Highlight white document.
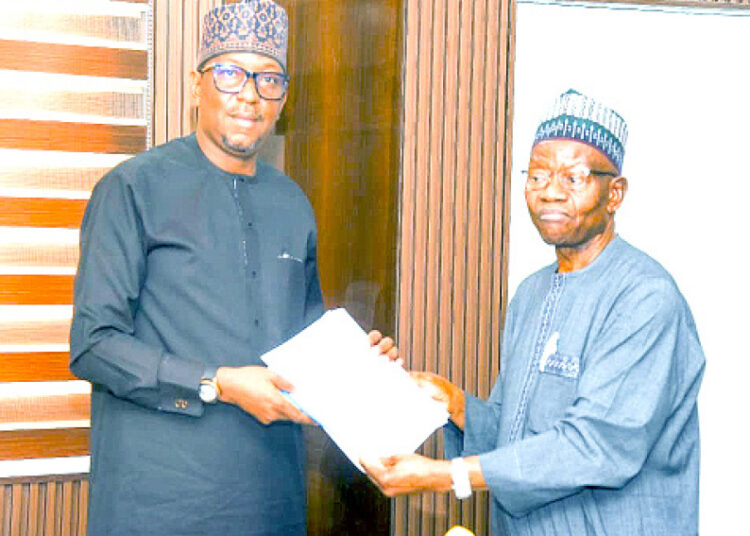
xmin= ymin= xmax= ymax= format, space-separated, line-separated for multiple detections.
xmin=261 ymin=308 xmax=449 ymax=471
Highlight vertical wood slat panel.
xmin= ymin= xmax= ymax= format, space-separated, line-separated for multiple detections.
xmin=28 ymin=483 xmax=38 ymax=536
xmin=425 ymin=0 xmax=447 ymax=534
xmin=43 ymin=482 xmax=55 ymax=536
xmin=440 ymin=2 xmax=461 ymax=530
xmin=0 ymin=477 xmax=87 ymax=536
xmin=397 ymin=0 xmax=516 ymax=534
xmin=410 ymin=0 xmax=433 ymax=534
xmin=393 ymin=0 xmax=420 ymax=533
xmin=455 ymin=2 xmax=475 ymax=528
xmin=152 ymin=0 xmax=220 ymax=146
xmin=166 ymin=0 xmax=184 ymax=141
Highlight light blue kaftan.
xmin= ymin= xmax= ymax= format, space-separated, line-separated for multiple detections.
xmin=445 ymin=237 xmax=704 ymax=535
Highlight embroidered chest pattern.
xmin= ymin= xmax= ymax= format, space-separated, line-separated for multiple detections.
xmin=542 ymin=352 xmax=580 ymax=379
xmin=508 ymin=273 xmax=565 ymax=442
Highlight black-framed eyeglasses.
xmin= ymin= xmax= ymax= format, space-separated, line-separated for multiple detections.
xmin=200 ymin=63 xmax=289 ymax=101
xmin=521 ymin=167 xmax=618 ymax=192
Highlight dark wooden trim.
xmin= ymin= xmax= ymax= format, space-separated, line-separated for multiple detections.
xmin=0 ymin=275 xmax=74 ymax=305
xmin=0 ymin=198 xmax=87 ymax=229
xmin=0 ymin=473 xmax=88 ymax=485
xmin=0 ymin=428 xmax=89 ymax=460
xmin=0 ymin=119 xmax=146 ymax=154
xmin=0 ymin=353 xmax=76 ymax=383
xmin=0 ymin=40 xmax=148 ymax=79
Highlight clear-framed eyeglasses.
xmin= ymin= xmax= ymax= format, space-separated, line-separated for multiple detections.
xmin=521 ymin=167 xmax=618 ymax=192
xmin=200 ymin=63 xmax=289 ymax=101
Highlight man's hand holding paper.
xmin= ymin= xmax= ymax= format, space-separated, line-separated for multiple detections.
xmin=261 ymin=308 xmax=449 ymax=471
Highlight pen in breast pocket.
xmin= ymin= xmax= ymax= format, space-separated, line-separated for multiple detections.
xmin=539 ymin=332 xmax=559 ymax=372
xmin=277 ymin=250 xmax=303 ymax=263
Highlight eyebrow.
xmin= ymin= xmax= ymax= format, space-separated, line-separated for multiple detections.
xmin=224 ymin=61 xmax=284 ymax=73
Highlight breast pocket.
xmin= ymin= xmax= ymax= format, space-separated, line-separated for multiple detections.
xmin=264 ymin=255 xmax=307 ymax=346
xmin=526 ymin=352 xmax=580 ymax=434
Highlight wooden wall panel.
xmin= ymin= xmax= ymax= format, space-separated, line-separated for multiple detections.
xmin=0 ymin=199 xmax=87 ymax=230
xmin=0 ymin=40 xmax=147 ymax=80
xmin=0 ymin=276 xmax=74 ymax=306
xmin=281 ymin=1 xmax=402 ymax=534
xmin=0 ymin=318 xmax=71 ymax=347
xmin=0 ymin=353 xmax=76 ymax=383
xmin=0 ymin=89 xmax=145 ymax=121
xmin=0 ymin=1 xmax=151 ymax=497
xmin=0 ymin=12 xmax=144 ymax=44
xmin=395 ymin=1 xmax=516 ymax=534
xmin=0 ymin=394 xmax=89 ymax=425
xmin=0 ymin=242 xmax=79 ymax=272
xmin=0 ymin=429 xmax=89 ymax=461
xmin=0 ymin=120 xmax=146 ymax=155
xmin=152 ymin=0 xmax=222 ymax=145
xmin=0 ymin=476 xmax=88 ymax=536
xmin=0 ymin=167 xmax=107 ymax=194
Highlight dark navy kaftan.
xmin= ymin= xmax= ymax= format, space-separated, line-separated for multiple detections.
xmin=70 ymin=134 xmax=324 ymax=535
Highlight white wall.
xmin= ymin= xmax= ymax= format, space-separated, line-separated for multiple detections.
xmin=510 ymin=1 xmax=750 ymax=532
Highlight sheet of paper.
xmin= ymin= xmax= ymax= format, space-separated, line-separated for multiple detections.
xmin=261 ymin=308 xmax=449 ymax=471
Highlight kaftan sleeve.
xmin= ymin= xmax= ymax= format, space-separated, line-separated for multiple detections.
xmin=69 ymin=172 xmax=206 ymax=417
xmin=477 ymin=278 xmax=704 ymax=517
xmin=444 ymin=389 xmax=504 ymax=459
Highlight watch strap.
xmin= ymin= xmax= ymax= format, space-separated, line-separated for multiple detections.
xmin=199 ymin=365 xmax=220 ymax=404
xmin=450 ymin=457 xmax=472 ymax=500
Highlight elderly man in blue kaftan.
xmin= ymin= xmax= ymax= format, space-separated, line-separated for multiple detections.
xmin=362 ymin=90 xmax=705 ymax=536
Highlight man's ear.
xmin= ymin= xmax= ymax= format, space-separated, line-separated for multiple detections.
xmin=607 ymin=176 xmax=628 ymax=213
xmin=275 ymin=93 xmax=288 ymax=121
xmin=190 ymin=71 xmax=201 ymax=105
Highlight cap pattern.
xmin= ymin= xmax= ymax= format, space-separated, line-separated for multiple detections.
xmin=533 ymin=90 xmax=628 ymax=173
xmin=197 ymin=0 xmax=288 ymax=71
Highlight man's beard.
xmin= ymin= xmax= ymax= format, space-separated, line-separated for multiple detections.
xmin=221 ymin=132 xmax=268 ymax=158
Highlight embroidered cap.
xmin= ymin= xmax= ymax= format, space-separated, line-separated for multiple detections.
xmin=197 ymin=0 xmax=289 ymax=72
xmin=533 ymin=89 xmax=628 ymax=174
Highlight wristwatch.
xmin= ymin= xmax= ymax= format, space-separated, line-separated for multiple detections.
xmin=450 ymin=457 xmax=472 ymax=500
xmin=199 ymin=367 xmax=221 ymax=404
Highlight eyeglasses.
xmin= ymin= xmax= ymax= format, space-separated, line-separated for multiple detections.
xmin=200 ymin=63 xmax=289 ymax=101
xmin=521 ymin=167 xmax=618 ymax=192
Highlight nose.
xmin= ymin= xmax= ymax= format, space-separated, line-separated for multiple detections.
xmin=236 ymin=75 xmax=260 ymax=103
xmin=540 ymin=175 xmax=567 ymax=201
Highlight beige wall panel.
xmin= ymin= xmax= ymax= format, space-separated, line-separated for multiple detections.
xmin=0 ymin=167 xmax=114 ymax=195
xmin=0 ymin=243 xmax=78 ymax=271
xmin=0 ymin=12 xmax=145 ymax=43
xmin=0 ymin=319 xmax=71 ymax=347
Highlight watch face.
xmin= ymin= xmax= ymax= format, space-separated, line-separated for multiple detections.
xmin=199 ymin=382 xmax=218 ymax=403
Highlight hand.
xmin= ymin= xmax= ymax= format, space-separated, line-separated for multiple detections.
xmin=410 ymin=371 xmax=466 ymax=430
xmin=360 ymin=453 xmax=452 ymax=497
xmin=215 ymin=366 xmax=312 ymax=425
xmin=368 ymin=330 xmax=402 ymax=365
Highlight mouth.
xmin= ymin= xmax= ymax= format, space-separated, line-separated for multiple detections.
xmin=536 ymin=210 xmax=569 ymax=222
xmin=230 ymin=114 xmax=262 ymax=127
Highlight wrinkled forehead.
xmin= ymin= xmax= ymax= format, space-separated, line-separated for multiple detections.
xmin=529 ymin=139 xmax=618 ymax=174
